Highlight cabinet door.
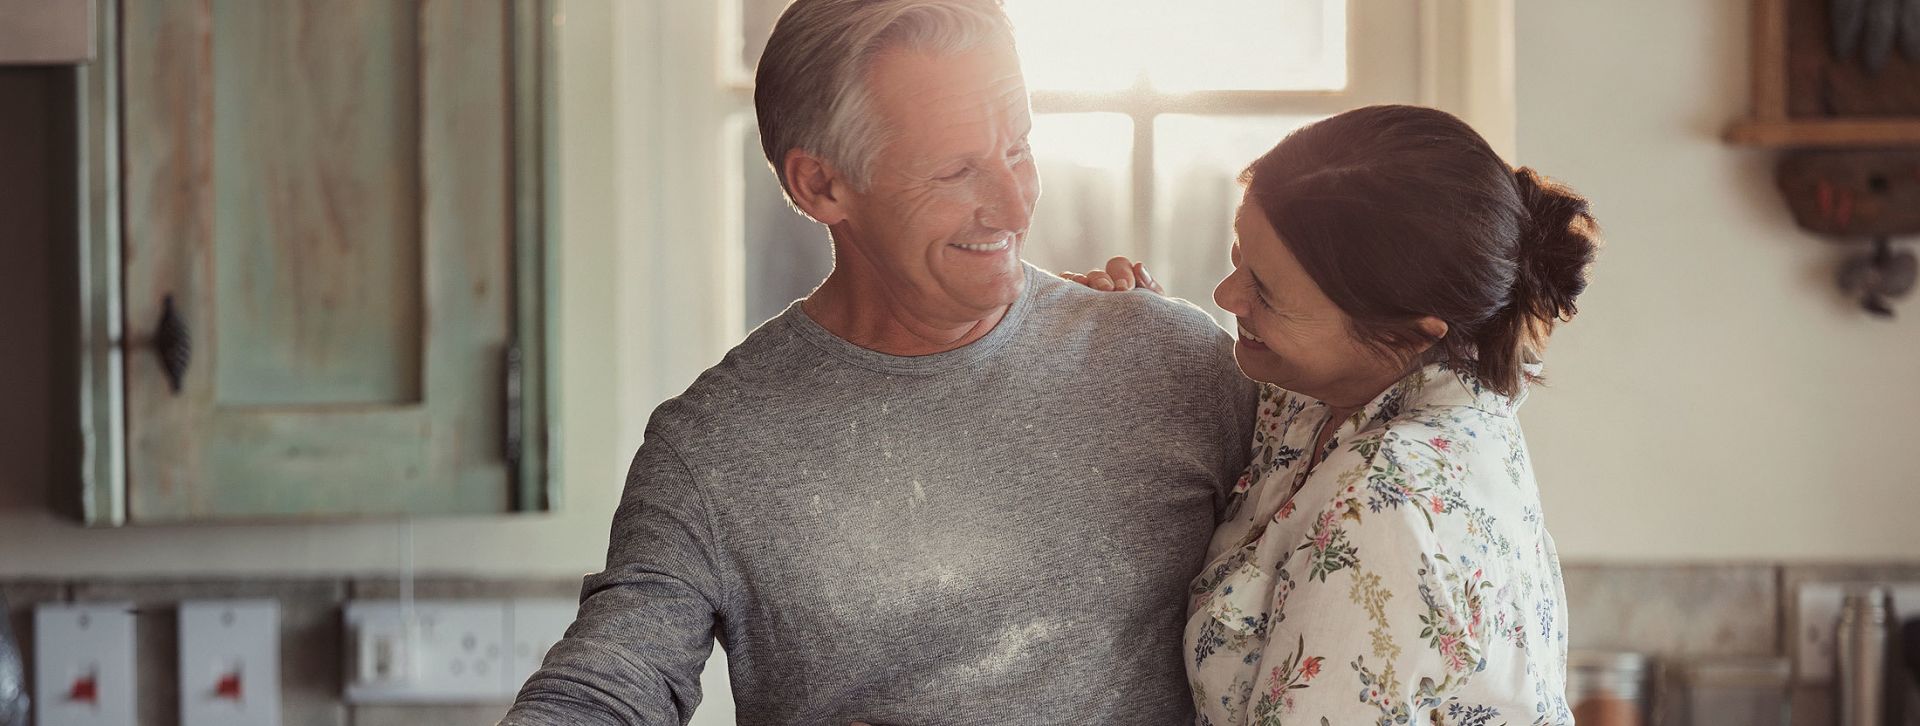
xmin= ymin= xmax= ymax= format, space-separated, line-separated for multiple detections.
xmin=117 ymin=0 xmax=538 ymax=522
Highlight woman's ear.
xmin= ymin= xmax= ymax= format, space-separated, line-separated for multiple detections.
xmin=1398 ymin=315 xmax=1451 ymax=362
xmin=783 ymin=148 xmax=849 ymax=226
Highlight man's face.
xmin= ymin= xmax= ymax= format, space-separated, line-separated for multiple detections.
xmin=833 ymin=42 xmax=1039 ymax=325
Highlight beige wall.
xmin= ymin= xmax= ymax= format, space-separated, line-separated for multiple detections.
xmin=4 ymin=0 xmax=1919 ymax=583
xmin=1517 ymin=0 xmax=1920 ymax=560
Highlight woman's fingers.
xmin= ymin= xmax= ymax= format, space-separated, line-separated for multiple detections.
xmin=1133 ymin=261 xmax=1165 ymax=295
xmin=1104 ymin=256 xmax=1137 ymax=291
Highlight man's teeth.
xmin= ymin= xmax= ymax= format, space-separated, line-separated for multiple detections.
xmin=1240 ymin=329 xmax=1264 ymax=343
xmin=953 ymin=238 xmax=1011 ymax=252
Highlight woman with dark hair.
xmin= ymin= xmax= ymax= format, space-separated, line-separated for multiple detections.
xmin=1068 ymin=104 xmax=1595 ymax=725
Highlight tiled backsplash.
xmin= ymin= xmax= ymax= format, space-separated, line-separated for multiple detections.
xmin=4 ymin=564 xmax=1917 ymax=725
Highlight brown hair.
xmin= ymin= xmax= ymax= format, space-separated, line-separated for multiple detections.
xmin=1240 ymin=105 xmax=1598 ymax=397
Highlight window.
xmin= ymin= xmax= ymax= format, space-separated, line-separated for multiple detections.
xmin=720 ymin=0 xmax=1444 ymax=329
xmin=626 ymin=0 xmax=1505 ymax=356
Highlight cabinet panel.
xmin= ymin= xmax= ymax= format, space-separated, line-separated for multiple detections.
xmin=210 ymin=0 xmax=425 ymax=406
xmin=104 ymin=0 xmax=543 ymax=523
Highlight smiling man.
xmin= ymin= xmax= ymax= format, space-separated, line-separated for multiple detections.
xmin=500 ymin=1 xmax=1255 ymax=724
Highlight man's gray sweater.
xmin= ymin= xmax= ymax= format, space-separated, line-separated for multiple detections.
xmin=503 ymin=265 xmax=1258 ymax=725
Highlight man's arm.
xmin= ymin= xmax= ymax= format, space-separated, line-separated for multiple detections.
xmin=501 ymin=432 xmax=726 ymax=726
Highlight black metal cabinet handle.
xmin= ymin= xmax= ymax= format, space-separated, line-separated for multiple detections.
xmin=154 ymin=295 xmax=191 ymax=394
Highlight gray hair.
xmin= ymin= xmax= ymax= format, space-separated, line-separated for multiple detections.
xmin=754 ymin=0 xmax=1017 ymax=201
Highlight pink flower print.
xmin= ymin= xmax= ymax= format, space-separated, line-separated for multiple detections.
xmin=1430 ymin=437 xmax=1451 ymax=451
xmin=1301 ymin=656 xmax=1324 ymax=680
xmin=1276 ymin=500 xmax=1296 ymax=520
xmin=1438 ymin=633 xmax=1471 ymax=671
xmin=1311 ymin=513 xmax=1337 ymax=550
xmin=1233 ymin=473 xmax=1253 ymax=494
xmin=1429 ymin=495 xmax=1445 ymax=513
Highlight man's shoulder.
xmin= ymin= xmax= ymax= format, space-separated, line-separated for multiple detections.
xmin=642 ymin=320 xmax=815 ymax=440
xmin=1026 ymin=271 xmax=1232 ymax=350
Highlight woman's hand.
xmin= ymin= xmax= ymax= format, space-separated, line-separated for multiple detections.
xmin=1057 ymin=256 xmax=1165 ymax=295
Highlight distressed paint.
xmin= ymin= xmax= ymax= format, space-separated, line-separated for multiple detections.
xmin=117 ymin=0 xmax=535 ymax=522
xmin=210 ymin=0 xmax=425 ymax=406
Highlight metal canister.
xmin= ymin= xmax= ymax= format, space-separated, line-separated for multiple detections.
xmin=1837 ymin=585 xmax=1893 ymax=726
xmin=1570 ymin=651 xmax=1655 ymax=726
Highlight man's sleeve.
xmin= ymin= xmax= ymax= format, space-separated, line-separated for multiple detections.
xmin=500 ymin=431 xmax=727 ymax=726
xmin=1210 ymin=326 xmax=1261 ymax=502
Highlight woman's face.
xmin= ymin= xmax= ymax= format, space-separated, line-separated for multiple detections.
xmin=1213 ymin=196 xmax=1423 ymax=408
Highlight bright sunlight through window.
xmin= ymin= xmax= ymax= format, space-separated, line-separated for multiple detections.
xmin=1001 ymin=0 xmax=1346 ymax=92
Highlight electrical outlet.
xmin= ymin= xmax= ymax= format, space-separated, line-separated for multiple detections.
xmin=1792 ymin=580 xmax=1920 ymax=682
xmin=343 ymin=600 xmax=511 ymax=704
xmin=33 ymin=602 xmax=137 ymax=726
xmin=178 ymin=599 xmax=281 ymax=726
xmin=506 ymin=598 xmax=577 ymax=692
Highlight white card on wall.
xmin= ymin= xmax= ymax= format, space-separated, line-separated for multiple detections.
xmin=33 ymin=602 xmax=137 ymax=726
xmin=178 ymin=599 xmax=281 ymax=726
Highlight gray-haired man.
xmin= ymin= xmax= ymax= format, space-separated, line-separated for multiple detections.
xmin=501 ymin=1 xmax=1256 ymax=723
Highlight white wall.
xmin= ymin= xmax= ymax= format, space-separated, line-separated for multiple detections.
xmin=1517 ymin=0 xmax=1920 ymax=560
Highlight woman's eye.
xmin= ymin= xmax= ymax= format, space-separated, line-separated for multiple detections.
xmin=1247 ymin=279 xmax=1276 ymax=311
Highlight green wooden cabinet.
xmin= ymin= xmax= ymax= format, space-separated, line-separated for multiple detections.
xmin=73 ymin=0 xmax=555 ymax=525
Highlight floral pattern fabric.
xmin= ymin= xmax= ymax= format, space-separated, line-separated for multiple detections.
xmin=1186 ymin=364 xmax=1572 ymax=726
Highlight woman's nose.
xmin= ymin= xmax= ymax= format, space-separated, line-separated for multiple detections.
xmin=1214 ymin=272 xmax=1247 ymax=315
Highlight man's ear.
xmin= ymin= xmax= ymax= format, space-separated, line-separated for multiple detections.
xmin=783 ymin=148 xmax=850 ymax=226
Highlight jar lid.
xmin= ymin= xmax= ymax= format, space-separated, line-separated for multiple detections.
xmin=1569 ymin=650 xmax=1652 ymax=674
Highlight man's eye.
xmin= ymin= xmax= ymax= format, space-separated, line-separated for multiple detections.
xmin=938 ymin=167 xmax=972 ymax=182
xmin=1008 ymin=143 xmax=1032 ymax=160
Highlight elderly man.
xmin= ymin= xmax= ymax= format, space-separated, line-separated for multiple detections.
xmin=501 ymin=0 xmax=1255 ymax=723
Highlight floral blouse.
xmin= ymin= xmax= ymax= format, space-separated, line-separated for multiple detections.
xmin=1186 ymin=364 xmax=1572 ymax=726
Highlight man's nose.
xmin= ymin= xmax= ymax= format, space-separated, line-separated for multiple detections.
xmin=975 ymin=163 xmax=1034 ymax=232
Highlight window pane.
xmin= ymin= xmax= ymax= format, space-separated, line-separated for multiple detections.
xmin=739 ymin=118 xmax=833 ymax=330
xmin=735 ymin=0 xmax=790 ymax=82
xmin=1152 ymin=114 xmax=1320 ymax=327
xmin=739 ymin=0 xmax=1347 ymax=92
xmin=1022 ymin=113 xmax=1133 ymax=277
xmin=1004 ymin=0 xmax=1346 ymax=92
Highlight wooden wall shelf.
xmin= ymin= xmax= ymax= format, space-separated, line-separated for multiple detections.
xmin=1727 ymin=0 xmax=1920 ymax=149
xmin=1725 ymin=120 xmax=1920 ymax=147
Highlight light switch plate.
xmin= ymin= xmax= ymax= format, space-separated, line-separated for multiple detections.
xmin=178 ymin=599 xmax=281 ymax=726
xmin=344 ymin=600 xmax=511 ymax=704
xmin=33 ymin=602 xmax=137 ymax=726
